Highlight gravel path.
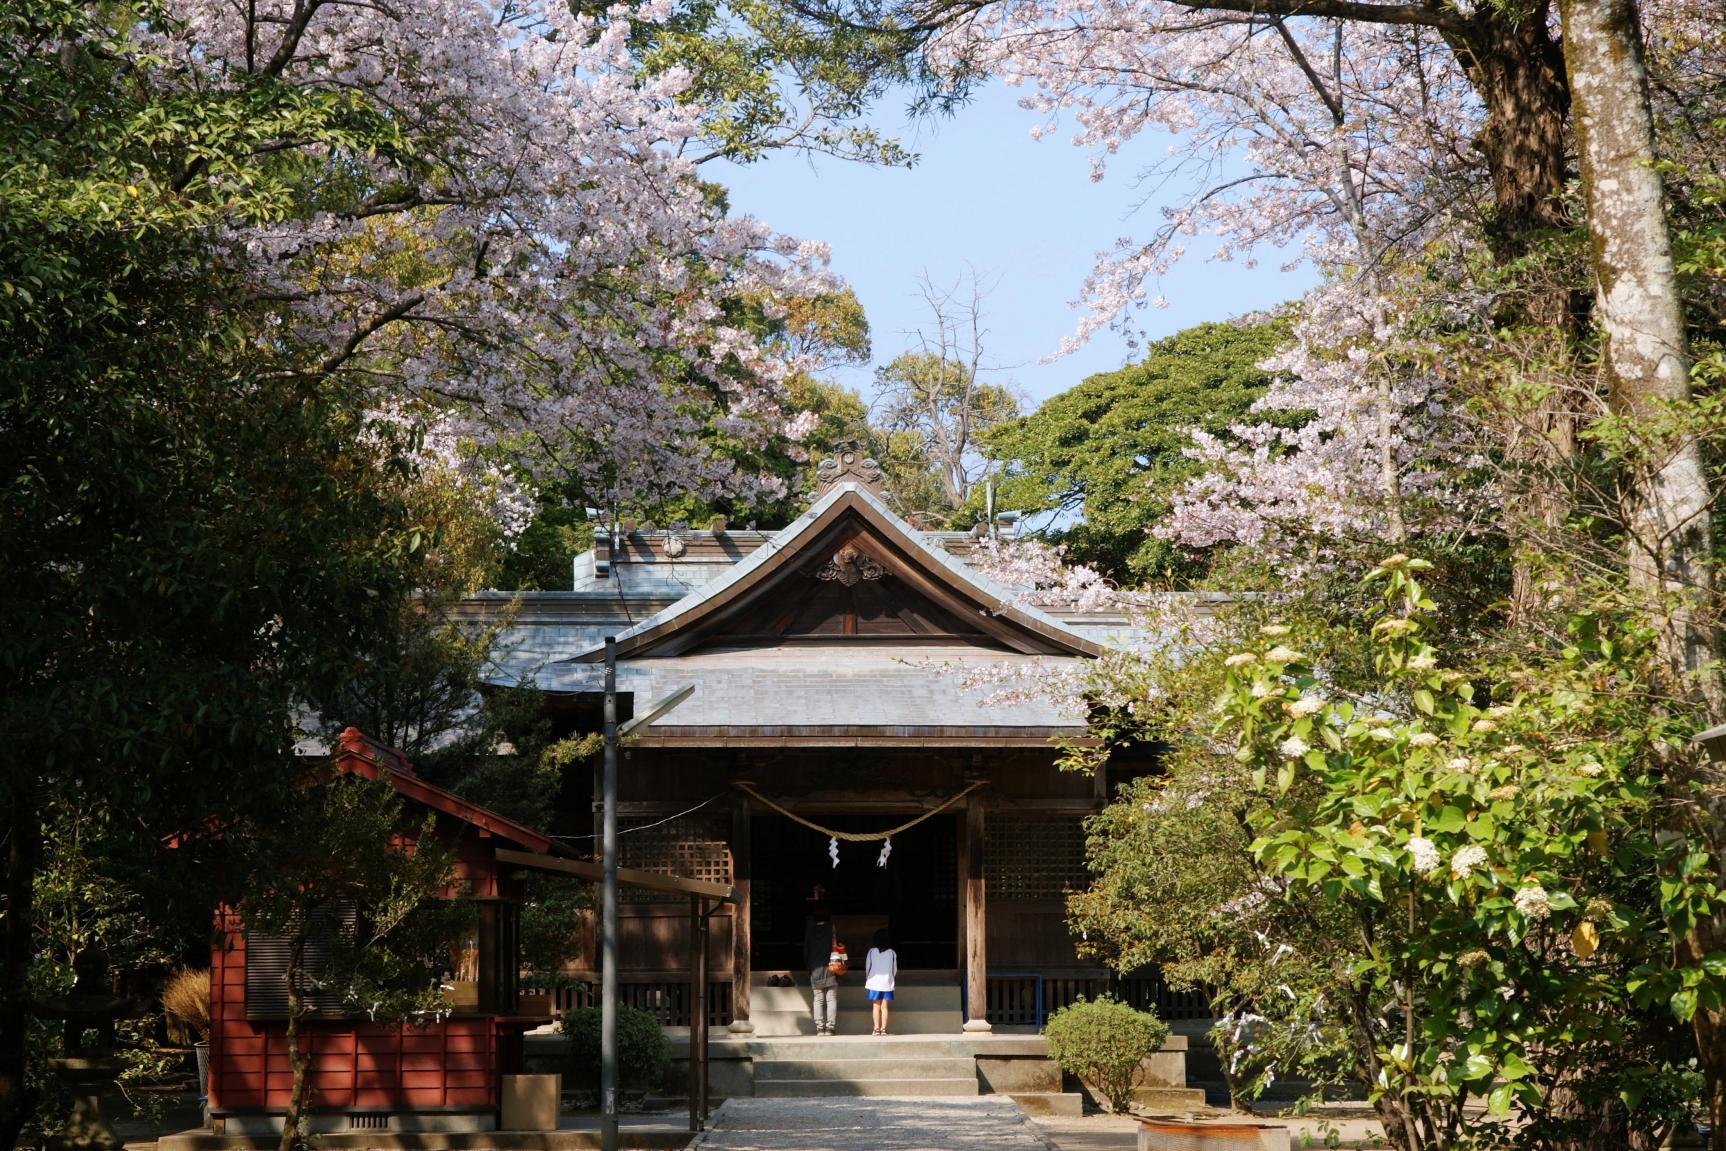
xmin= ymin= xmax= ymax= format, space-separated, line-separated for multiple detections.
xmin=690 ymin=1097 xmax=1060 ymax=1151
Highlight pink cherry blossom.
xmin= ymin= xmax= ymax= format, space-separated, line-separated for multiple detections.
xmin=130 ymin=0 xmax=833 ymax=505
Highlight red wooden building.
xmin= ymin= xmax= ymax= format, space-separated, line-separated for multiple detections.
xmin=206 ymin=728 xmax=562 ymax=1136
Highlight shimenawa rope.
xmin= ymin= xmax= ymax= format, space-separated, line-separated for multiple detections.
xmin=732 ymin=779 xmax=985 ymax=842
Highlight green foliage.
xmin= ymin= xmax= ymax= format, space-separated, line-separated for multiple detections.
xmin=1042 ymin=995 xmax=1169 ymax=1112
xmin=987 ymin=318 xmax=1288 ymax=584
xmin=872 ymin=350 xmax=1019 ymax=520
xmin=560 ymin=1004 xmax=671 ymax=1091
xmin=574 ymin=0 xmax=915 ymax=166
xmin=1215 ymin=558 xmax=1712 ymax=1144
xmin=236 ymin=775 xmax=457 ymax=1019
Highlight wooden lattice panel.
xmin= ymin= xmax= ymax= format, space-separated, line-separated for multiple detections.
xmin=985 ymin=814 xmax=1087 ymax=901
xmin=620 ymin=816 xmax=731 ymax=903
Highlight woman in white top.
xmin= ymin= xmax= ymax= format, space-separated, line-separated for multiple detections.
xmin=864 ymin=928 xmax=898 ymax=1036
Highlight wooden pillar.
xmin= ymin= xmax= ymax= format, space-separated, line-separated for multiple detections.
xmin=962 ymin=799 xmax=990 ymax=1032
xmin=687 ymin=896 xmax=710 ymax=1133
xmin=729 ymin=800 xmax=753 ymax=1033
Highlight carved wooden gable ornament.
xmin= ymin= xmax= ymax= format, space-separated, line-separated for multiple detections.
xmin=814 ymin=440 xmax=885 ymax=496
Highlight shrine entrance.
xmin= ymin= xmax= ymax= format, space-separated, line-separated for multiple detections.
xmin=749 ymin=813 xmax=959 ymax=971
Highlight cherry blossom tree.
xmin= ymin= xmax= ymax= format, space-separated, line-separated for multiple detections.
xmin=137 ymin=0 xmax=836 ymax=504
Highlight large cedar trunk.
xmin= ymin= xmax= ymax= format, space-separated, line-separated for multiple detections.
xmin=1440 ymin=2 xmax=1579 ymax=620
xmin=1442 ymin=2 xmax=1571 ymax=259
xmin=0 ymin=791 xmax=40 ymax=1151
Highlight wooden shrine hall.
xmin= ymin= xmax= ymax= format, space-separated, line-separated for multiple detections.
xmin=468 ymin=444 xmax=1180 ymax=1036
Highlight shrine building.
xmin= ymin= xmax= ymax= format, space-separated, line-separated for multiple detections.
xmin=466 ymin=446 xmax=1192 ymax=1038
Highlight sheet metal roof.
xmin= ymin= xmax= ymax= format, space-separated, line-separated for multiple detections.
xmin=514 ymin=644 xmax=1087 ymax=742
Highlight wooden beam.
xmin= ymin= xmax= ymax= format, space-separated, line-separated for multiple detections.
xmin=495 ymin=848 xmax=737 ymax=902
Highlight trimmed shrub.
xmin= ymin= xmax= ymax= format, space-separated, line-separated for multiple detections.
xmin=560 ymin=1004 xmax=670 ymax=1091
xmin=1043 ymin=995 xmax=1169 ymax=1112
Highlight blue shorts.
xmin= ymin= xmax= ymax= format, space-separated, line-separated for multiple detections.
xmin=867 ymin=990 xmax=893 ymax=1002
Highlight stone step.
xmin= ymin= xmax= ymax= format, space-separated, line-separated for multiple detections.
xmin=747 ymin=1009 xmax=959 ymax=1038
xmin=753 ymin=1077 xmax=979 ymax=1098
xmin=749 ymin=983 xmax=961 ymax=1012
xmin=745 ymin=1037 xmax=1001 ymax=1061
xmin=753 ymin=1058 xmax=976 ymax=1082
xmin=1133 ymin=1086 xmax=1210 ymax=1110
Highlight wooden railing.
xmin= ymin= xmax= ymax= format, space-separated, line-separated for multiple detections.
xmin=986 ymin=970 xmax=1211 ymax=1027
xmin=552 ymin=981 xmax=733 ymax=1028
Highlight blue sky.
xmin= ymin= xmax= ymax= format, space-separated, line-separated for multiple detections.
xmin=712 ymin=81 xmax=1317 ymax=409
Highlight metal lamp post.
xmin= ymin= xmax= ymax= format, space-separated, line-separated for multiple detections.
xmin=599 ymin=638 xmax=692 ymax=1151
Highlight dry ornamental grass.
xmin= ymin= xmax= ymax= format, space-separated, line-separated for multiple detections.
xmin=161 ymin=967 xmax=211 ymax=1043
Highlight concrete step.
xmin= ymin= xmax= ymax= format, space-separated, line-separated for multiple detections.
xmin=753 ymin=1057 xmax=976 ymax=1082
xmin=753 ymin=1077 xmax=979 ymax=1098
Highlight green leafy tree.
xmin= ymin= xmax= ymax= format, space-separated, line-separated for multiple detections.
xmin=233 ymin=775 xmax=456 ymax=1151
xmin=987 ymin=318 xmax=1287 ymax=584
xmin=1215 ymin=559 xmax=1712 ymax=1150
xmin=0 ymin=3 xmax=427 ymax=1141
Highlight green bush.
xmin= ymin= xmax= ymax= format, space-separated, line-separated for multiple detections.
xmin=560 ymin=1004 xmax=670 ymax=1091
xmin=1043 ymin=995 xmax=1169 ymax=1112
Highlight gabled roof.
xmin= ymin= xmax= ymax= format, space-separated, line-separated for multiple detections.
xmin=333 ymin=727 xmax=560 ymax=855
xmin=561 ymin=482 xmax=1106 ymax=664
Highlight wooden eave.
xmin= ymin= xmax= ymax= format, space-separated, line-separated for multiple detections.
xmin=626 ymin=725 xmax=1096 ymax=748
xmin=335 ymin=728 xmax=562 ymax=857
xmin=494 ymin=847 xmax=737 ymax=902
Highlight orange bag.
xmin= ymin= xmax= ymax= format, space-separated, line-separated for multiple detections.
xmin=827 ymin=927 xmax=849 ymax=977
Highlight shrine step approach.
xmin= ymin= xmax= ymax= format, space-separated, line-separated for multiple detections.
xmin=659 ymin=1032 xmax=1089 ymax=1117
xmin=746 ymin=971 xmax=962 ymax=1038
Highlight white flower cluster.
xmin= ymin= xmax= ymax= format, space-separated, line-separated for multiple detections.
xmin=1407 ymin=836 xmax=1441 ymax=877
xmin=1450 ymin=845 xmax=1488 ymax=879
xmin=1513 ymin=885 xmax=1551 ymax=921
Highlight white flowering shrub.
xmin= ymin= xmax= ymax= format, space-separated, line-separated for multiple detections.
xmin=1214 ymin=556 xmax=1721 ymax=1145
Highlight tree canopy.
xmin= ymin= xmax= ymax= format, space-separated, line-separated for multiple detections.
xmin=988 ymin=318 xmax=1287 ymax=583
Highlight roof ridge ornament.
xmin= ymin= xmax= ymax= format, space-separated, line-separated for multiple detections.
xmin=815 ymin=439 xmax=884 ymax=495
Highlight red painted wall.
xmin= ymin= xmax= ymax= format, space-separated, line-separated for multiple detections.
xmin=209 ymin=920 xmax=501 ymax=1114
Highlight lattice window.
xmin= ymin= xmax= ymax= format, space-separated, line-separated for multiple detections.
xmin=984 ymin=814 xmax=1088 ymax=901
xmin=750 ymin=876 xmax=776 ymax=934
xmin=930 ymin=827 xmax=957 ymax=907
xmin=619 ymin=815 xmax=731 ymax=903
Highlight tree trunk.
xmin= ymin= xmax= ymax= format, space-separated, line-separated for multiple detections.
xmin=1441 ymin=2 xmax=1578 ymax=622
xmin=279 ymin=938 xmax=311 ymax=1151
xmin=1558 ymin=2 xmax=1725 ymax=1146
xmin=1442 ymin=2 xmax=1571 ymax=259
xmin=1559 ymin=0 xmax=1718 ymax=709
xmin=0 ymin=788 xmax=41 ymax=1151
